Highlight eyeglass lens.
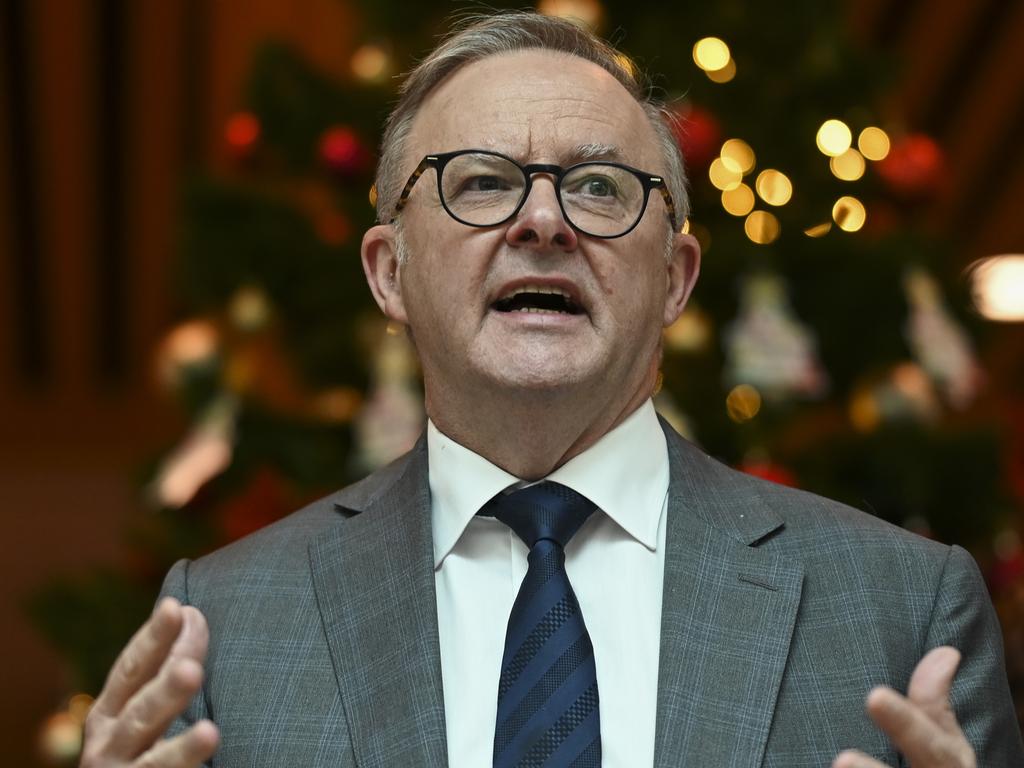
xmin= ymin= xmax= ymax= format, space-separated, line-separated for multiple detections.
xmin=439 ymin=152 xmax=646 ymax=237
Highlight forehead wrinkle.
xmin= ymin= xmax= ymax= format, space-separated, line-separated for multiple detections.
xmin=411 ymin=49 xmax=658 ymax=166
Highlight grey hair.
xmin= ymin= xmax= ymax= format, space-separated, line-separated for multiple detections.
xmin=374 ymin=11 xmax=690 ymax=240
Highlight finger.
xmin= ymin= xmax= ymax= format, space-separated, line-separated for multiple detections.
xmin=133 ymin=719 xmax=219 ymax=768
xmin=832 ymin=749 xmax=891 ymax=768
xmin=866 ymin=686 xmax=962 ymax=766
xmin=907 ymin=646 xmax=962 ymax=733
xmin=107 ymin=655 xmax=205 ymax=760
xmin=167 ymin=607 xmax=210 ymax=665
xmin=94 ymin=598 xmax=185 ymax=717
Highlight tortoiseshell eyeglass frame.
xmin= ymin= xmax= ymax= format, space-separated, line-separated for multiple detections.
xmin=387 ymin=148 xmax=680 ymax=239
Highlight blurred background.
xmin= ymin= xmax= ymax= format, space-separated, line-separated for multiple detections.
xmin=2 ymin=0 xmax=1023 ymax=763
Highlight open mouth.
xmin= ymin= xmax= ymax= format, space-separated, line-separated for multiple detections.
xmin=491 ymin=285 xmax=584 ymax=315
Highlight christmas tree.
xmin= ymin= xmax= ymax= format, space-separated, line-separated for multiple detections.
xmin=30 ymin=0 xmax=1023 ymax=759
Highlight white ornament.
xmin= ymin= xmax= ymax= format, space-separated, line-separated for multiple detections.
xmin=724 ymin=273 xmax=828 ymax=401
xmin=903 ymin=267 xmax=982 ymax=409
xmin=355 ymin=326 xmax=425 ymax=471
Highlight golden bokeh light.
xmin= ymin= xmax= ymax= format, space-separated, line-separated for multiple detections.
xmin=368 ymin=184 xmax=378 ymax=208
xmin=744 ymin=210 xmax=781 ymax=244
xmin=161 ymin=321 xmax=218 ymax=366
xmin=693 ymin=37 xmax=731 ymax=71
xmin=39 ymin=712 xmax=81 ymax=762
xmin=832 ymin=196 xmax=866 ymax=232
xmin=706 ymin=58 xmax=737 ymax=83
xmin=726 ymin=384 xmax=762 ymax=423
xmin=721 ymin=138 xmax=756 ymax=174
xmin=350 ymin=44 xmax=390 ymax=83
xmin=755 ymin=169 xmax=793 ymax=206
xmin=68 ymin=694 xmax=94 ymax=724
xmin=721 ymin=183 xmax=755 ymax=216
xmin=849 ymin=389 xmax=881 ymax=432
xmin=816 ymin=119 xmax=853 ymax=157
xmin=709 ymin=156 xmax=743 ymax=190
xmin=830 ymin=148 xmax=866 ymax=181
xmin=229 ymin=285 xmax=272 ymax=331
xmin=804 ymin=222 xmax=832 ymax=238
xmin=664 ymin=305 xmax=712 ymax=352
xmin=858 ymin=126 xmax=891 ymax=161
xmin=312 ymin=387 xmax=362 ymax=424
xmin=537 ymin=0 xmax=604 ymax=28
xmin=967 ymin=254 xmax=1024 ymax=321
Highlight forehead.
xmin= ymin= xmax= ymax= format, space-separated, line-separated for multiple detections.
xmin=406 ymin=49 xmax=660 ymax=167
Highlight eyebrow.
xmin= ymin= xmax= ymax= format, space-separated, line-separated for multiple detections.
xmin=569 ymin=143 xmax=625 ymax=163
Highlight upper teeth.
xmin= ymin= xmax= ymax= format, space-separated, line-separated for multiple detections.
xmin=500 ymin=285 xmax=571 ymax=301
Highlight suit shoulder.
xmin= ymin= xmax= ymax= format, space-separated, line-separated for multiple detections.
xmin=749 ymin=468 xmax=947 ymax=557
xmin=667 ymin=426 xmax=949 ymax=560
xmin=185 ymin=439 xmax=424 ymax=581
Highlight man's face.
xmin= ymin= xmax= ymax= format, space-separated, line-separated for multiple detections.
xmin=365 ymin=50 xmax=699 ymax=414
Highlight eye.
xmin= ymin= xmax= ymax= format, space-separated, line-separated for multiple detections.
xmin=568 ymin=174 xmax=620 ymax=199
xmin=463 ymin=175 xmax=511 ymax=192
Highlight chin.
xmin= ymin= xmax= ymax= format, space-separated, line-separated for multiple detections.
xmin=479 ymin=356 xmax=597 ymax=394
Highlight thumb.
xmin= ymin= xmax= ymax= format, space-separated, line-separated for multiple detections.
xmin=907 ymin=645 xmax=962 ymax=732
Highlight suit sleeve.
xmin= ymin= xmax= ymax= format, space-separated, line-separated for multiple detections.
xmin=157 ymin=558 xmax=214 ymax=757
xmin=926 ymin=545 xmax=1024 ymax=764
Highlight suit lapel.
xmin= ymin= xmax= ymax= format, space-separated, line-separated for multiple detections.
xmin=654 ymin=427 xmax=804 ymax=768
xmin=305 ymin=421 xmax=802 ymax=767
xmin=308 ymin=441 xmax=448 ymax=768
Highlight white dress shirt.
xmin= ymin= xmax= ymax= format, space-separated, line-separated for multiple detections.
xmin=430 ymin=400 xmax=669 ymax=767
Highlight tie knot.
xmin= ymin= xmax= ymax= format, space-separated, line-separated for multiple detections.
xmin=480 ymin=481 xmax=597 ymax=548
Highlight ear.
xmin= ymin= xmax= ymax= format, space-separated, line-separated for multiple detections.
xmin=663 ymin=232 xmax=701 ymax=326
xmin=361 ymin=224 xmax=409 ymax=325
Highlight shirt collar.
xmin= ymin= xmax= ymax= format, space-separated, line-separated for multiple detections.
xmin=428 ymin=399 xmax=669 ymax=568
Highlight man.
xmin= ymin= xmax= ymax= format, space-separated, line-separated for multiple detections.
xmin=81 ymin=12 xmax=1022 ymax=768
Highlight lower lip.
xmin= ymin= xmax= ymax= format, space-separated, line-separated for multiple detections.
xmin=488 ymin=309 xmax=588 ymax=328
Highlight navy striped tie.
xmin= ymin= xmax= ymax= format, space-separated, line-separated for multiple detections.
xmin=480 ymin=481 xmax=601 ymax=768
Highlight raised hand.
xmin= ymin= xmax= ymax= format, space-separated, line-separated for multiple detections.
xmin=81 ymin=597 xmax=219 ymax=767
xmin=832 ymin=646 xmax=976 ymax=768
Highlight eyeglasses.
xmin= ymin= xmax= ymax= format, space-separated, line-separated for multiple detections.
xmin=390 ymin=149 xmax=678 ymax=239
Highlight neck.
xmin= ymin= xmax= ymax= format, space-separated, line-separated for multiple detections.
xmin=425 ymin=369 xmax=656 ymax=480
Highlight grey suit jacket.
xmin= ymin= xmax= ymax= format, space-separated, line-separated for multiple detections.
xmin=163 ymin=422 xmax=1024 ymax=766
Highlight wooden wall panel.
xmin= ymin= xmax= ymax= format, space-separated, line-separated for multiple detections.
xmin=124 ymin=1 xmax=187 ymax=387
xmin=0 ymin=2 xmax=13 ymax=392
xmin=880 ymin=1 xmax=985 ymax=127
xmin=975 ymin=148 xmax=1024 ymax=260
xmin=29 ymin=0 xmax=97 ymax=397
xmin=0 ymin=3 xmax=361 ymax=763
xmin=930 ymin=1 xmax=1024 ymax=234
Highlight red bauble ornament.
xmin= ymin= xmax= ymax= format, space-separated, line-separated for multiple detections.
xmin=671 ymin=104 xmax=722 ymax=174
xmin=875 ymin=133 xmax=945 ymax=200
xmin=224 ymin=111 xmax=261 ymax=160
xmin=319 ymin=125 xmax=370 ymax=176
xmin=739 ymin=460 xmax=798 ymax=488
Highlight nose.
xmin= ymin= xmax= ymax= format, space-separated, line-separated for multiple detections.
xmin=505 ymin=176 xmax=578 ymax=252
